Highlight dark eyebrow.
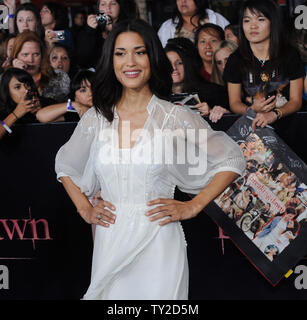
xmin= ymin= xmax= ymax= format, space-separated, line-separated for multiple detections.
xmin=114 ymin=45 xmax=146 ymax=51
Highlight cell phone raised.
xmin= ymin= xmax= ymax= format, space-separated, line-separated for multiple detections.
xmin=25 ymin=88 xmax=38 ymax=101
xmin=266 ymin=90 xmax=277 ymax=100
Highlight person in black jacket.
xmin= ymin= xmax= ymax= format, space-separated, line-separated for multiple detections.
xmin=75 ymin=0 xmax=137 ymax=69
xmin=164 ymin=37 xmax=230 ymax=122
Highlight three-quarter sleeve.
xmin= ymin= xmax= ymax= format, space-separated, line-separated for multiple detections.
xmin=55 ymin=107 xmax=100 ymax=197
xmin=167 ymin=106 xmax=246 ymax=194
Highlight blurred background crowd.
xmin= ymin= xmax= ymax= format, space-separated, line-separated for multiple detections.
xmin=0 ymin=0 xmax=306 ymax=135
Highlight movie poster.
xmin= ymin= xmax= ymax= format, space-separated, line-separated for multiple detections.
xmin=206 ymin=110 xmax=307 ymax=286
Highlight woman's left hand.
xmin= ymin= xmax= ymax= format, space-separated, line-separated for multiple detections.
xmin=209 ymin=106 xmax=230 ymax=123
xmin=146 ymin=199 xmax=200 ymax=226
xmin=29 ymin=98 xmax=41 ymax=114
xmin=3 ymin=0 xmax=16 ymax=11
xmin=45 ymin=29 xmax=57 ymax=44
xmin=196 ymin=102 xmax=210 ymax=116
xmin=252 ymin=111 xmax=278 ymax=131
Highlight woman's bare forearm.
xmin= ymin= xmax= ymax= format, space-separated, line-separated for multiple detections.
xmin=191 ymin=171 xmax=239 ymax=212
xmin=60 ymin=176 xmax=93 ymax=218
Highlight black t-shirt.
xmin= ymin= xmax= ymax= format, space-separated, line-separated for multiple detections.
xmin=192 ymin=81 xmax=229 ymax=109
xmin=223 ymin=47 xmax=305 ymax=106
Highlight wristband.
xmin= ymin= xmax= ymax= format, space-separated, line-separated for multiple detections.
xmin=8 ymin=14 xmax=14 ymax=19
xmin=66 ymin=99 xmax=77 ymax=113
xmin=1 ymin=121 xmax=12 ymax=134
xmin=12 ymin=111 xmax=18 ymax=120
xmin=272 ymin=108 xmax=282 ymax=120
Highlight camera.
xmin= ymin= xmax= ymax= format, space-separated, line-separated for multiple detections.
xmin=52 ymin=30 xmax=65 ymax=41
xmin=96 ymin=11 xmax=112 ymax=29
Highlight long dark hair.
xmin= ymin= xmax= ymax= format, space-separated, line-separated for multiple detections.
xmin=0 ymin=68 xmax=36 ymax=118
xmin=172 ymin=0 xmax=209 ymax=33
xmin=164 ymin=37 xmax=203 ymax=92
xmin=93 ymin=19 xmax=172 ymax=122
xmin=42 ymin=2 xmax=69 ymax=29
xmin=14 ymin=3 xmax=44 ymax=39
xmin=238 ymin=0 xmax=287 ymax=74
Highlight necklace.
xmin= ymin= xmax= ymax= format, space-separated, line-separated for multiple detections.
xmin=259 ymin=59 xmax=266 ymax=67
xmin=256 ymin=56 xmax=268 ymax=68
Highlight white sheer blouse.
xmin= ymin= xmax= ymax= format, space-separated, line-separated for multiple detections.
xmin=55 ymin=94 xmax=245 ymax=200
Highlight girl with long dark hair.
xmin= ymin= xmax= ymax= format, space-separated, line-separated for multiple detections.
xmin=40 ymin=2 xmax=74 ymax=50
xmin=0 ymin=68 xmax=46 ymax=139
xmin=55 ymin=19 xmax=245 ymax=299
xmin=164 ymin=37 xmax=229 ymax=121
xmin=14 ymin=3 xmax=44 ymax=39
xmin=224 ymin=0 xmax=304 ymax=131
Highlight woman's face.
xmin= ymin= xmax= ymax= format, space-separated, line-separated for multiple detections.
xmin=176 ymin=0 xmax=197 ymax=17
xmin=113 ymin=31 xmax=151 ymax=92
xmin=74 ymin=13 xmax=85 ymax=26
xmin=99 ymin=0 xmax=120 ymax=23
xmin=7 ymin=37 xmax=16 ymax=58
xmin=17 ymin=41 xmax=41 ymax=76
xmin=16 ymin=10 xmax=37 ymax=33
xmin=215 ymin=47 xmax=232 ymax=74
xmin=75 ymin=79 xmax=93 ymax=107
xmin=242 ymin=8 xmax=271 ymax=45
xmin=49 ymin=47 xmax=70 ymax=73
xmin=225 ymin=29 xmax=239 ymax=45
xmin=166 ymin=51 xmax=184 ymax=84
xmin=8 ymin=76 xmax=29 ymax=104
xmin=40 ymin=5 xmax=54 ymax=27
xmin=197 ymin=29 xmax=222 ymax=63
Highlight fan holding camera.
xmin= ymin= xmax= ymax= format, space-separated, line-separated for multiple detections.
xmin=75 ymin=0 xmax=137 ymax=69
xmin=40 ymin=2 xmax=74 ymax=51
xmin=87 ymin=1 xmax=120 ymax=38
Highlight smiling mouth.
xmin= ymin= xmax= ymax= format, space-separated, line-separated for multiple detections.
xmin=124 ymin=71 xmax=141 ymax=78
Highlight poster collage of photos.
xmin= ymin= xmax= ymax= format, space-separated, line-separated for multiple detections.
xmin=215 ymin=131 xmax=307 ymax=263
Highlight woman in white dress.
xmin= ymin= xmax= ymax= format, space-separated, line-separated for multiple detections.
xmin=55 ymin=19 xmax=245 ymax=300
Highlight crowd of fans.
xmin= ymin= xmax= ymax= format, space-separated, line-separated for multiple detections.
xmin=0 ymin=0 xmax=306 ymax=140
